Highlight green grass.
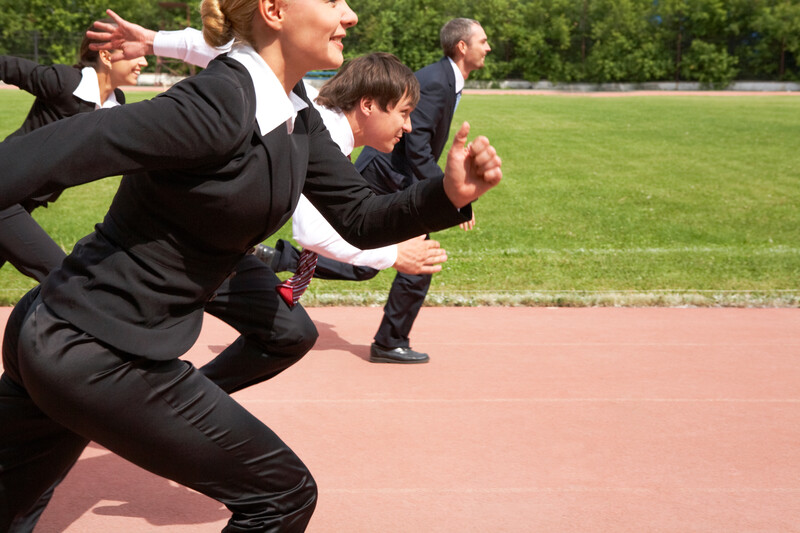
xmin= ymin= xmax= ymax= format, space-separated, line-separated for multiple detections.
xmin=1 ymin=88 xmax=798 ymax=306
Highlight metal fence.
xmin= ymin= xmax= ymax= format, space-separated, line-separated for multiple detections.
xmin=2 ymin=29 xmax=198 ymax=81
xmin=0 ymin=30 xmax=86 ymax=64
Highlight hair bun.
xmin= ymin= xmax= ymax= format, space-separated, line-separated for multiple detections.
xmin=201 ymin=0 xmax=234 ymax=48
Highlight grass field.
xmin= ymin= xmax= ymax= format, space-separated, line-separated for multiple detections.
xmin=0 ymin=88 xmax=798 ymax=306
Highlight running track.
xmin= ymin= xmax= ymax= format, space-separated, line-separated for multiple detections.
xmin=2 ymin=306 xmax=799 ymax=532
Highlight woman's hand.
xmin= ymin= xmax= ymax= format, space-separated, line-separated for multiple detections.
xmin=86 ymin=9 xmax=156 ymax=61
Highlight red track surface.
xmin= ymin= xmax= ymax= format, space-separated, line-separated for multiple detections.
xmin=2 ymin=306 xmax=799 ymax=532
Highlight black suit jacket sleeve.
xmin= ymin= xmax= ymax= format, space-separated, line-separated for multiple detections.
xmin=0 ymin=54 xmax=467 ymax=246
xmin=0 ymin=68 xmax=252 ymax=211
xmin=300 ymin=95 xmax=469 ymax=249
xmin=0 ymin=56 xmax=125 ymax=107
xmin=0 ymin=56 xmax=76 ymax=100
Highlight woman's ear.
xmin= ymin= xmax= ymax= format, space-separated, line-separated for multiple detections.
xmin=98 ymin=49 xmax=113 ymax=70
xmin=257 ymin=0 xmax=285 ymax=30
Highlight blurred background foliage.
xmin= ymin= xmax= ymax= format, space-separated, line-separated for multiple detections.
xmin=1 ymin=0 xmax=799 ymax=87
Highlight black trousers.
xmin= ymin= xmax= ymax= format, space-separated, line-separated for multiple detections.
xmin=272 ymin=239 xmax=379 ymax=282
xmin=373 ymin=271 xmax=432 ymax=349
xmin=204 ymin=254 xmax=319 ymax=393
xmin=0 ymin=204 xmax=67 ymax=282
xmin=0 ymin=255 xmax=319 ymax=532
xmin=359 ymin=160 xmax=432 ymax=349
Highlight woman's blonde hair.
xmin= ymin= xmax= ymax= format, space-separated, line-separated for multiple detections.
xmin=201 ymin=0 xmax=263 ymax=48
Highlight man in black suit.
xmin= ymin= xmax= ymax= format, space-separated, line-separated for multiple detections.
xmin=355 ymin=18 xmax=491 ymax=364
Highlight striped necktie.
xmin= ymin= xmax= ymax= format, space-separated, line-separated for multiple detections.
xmin=276 ymin=249 xmax=318 ymax=307
xmin=276 ymin=152 xmax=349 ymax=306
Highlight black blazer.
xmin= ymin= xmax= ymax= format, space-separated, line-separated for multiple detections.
xmin=0 ymin=55 xmax=468 ymax=359
xmin=356 ymin=57 xmax=457 ymax=189
xmin=0 ymin=55 xmax=126 ymax=208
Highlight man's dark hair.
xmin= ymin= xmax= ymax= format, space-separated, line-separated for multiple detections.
xmin=316 ymin=52 xmax=419 ymax=112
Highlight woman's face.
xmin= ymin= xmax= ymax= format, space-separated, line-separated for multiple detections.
xmin=110 ymin=55 xmax=147 ymax=88
xmin=281 ymin=0 xmax=358 ymax=73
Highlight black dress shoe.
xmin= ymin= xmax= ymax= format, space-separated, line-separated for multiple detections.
xmin=252 ymin=243 xmax=279 ymax=270
xmin=369 ymin=343 xmax=429 ymax=364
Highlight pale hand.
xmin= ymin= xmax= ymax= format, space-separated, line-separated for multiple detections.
xmin=392 ymin=236 xmax=447 ymax=275
xmin=86 ymin=9 xmax=156 ymax=61
xmin=460 ymin=211 xmax=476 ymax=231
xmin=443 ymin=122 xmax=502 ymax=209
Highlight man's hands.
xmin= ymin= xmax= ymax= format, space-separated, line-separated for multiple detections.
xmin=392 ymin=235 xmax=447 ymax=275
xmin=460 ymin=211 xmax=476 ymax=231
xmin=443 ymin=122 xmax=502 ymax=209
xmin=86 ymin=9 xmax=155 ymax=61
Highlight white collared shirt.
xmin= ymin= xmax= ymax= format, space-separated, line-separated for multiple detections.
xmin=447 ymin=56 xmax=465 ymax=95
xmin=72 ymin=67 xmax=121 ymax=109
xmin=313 ymin=103 xmax=354 ymax=156
xmin=227 ymin=44 xmax=308 ymax=135
xmin=292 ymin=101 xmax=397 ymax=271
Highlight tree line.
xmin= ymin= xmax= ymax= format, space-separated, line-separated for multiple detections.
xmin=2 ymin=0 xmax=798 ymax=87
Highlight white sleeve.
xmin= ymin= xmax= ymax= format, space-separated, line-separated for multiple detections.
xmin=153 ymin=28 xmax=232 ymax=69
xmin=292 ymin=195 xmax=398 ymax=270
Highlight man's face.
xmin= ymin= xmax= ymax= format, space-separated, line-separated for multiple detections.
xmin=463 ymin=24 xmax=491 ymax=73
xmin=363 ymin=92 xmax=415 ymax=153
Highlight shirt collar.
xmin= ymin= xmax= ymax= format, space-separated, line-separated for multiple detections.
xmin=313 ymin=103 xmax=355 ymax=157
xmin=73 ymin=67 xmax=120 ymax=109
xmin=228 ymin=44 xmax=309 ymax=135
xmin=447 ymin=57 xmax=465 ymax=94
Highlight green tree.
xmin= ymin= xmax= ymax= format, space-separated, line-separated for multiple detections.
xmin=586 ymin=0 xmax=670 ymax=82
xmin=681 ymin=39 xmax=739 ymax=87
xmin=347 ymin=0 xmax=447 ymax=71
xmin=653 ymin=0 xmax=739 ymax=84
xmin=723 ymin=0 xmax=765 ymax=79
xmin=753 ymin=0 xmax=800 ymax=79
xmin=0 ymin=0 xmax=107 ymax=63
xmin=507 ymin=0 xmax=577 ymax=82
xmin=0 ymin=0 xmax=188 ymax=68
xmin=4 ymin=0 xmax=797 ymax=84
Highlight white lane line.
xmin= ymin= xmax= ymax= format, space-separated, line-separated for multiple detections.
xmin=240 ymin=398 xmax=800 ymax=404
xmin=322 ymin=487 xmax=800 ymax=494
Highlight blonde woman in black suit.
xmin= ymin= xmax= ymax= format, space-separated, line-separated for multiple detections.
xmin=0 ymin=1 xmax=502 ymax=532
xmin=0 ymin=22 xmax=146 ymax=282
